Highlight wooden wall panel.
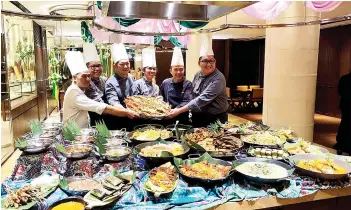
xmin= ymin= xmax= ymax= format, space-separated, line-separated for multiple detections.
xmin=212 ymin=40 xmax=226 ymax=75
xmin=12 ymin=105 xmax=39 ymax=140
xmin=315 ymin=25 xmax=351 ymax=118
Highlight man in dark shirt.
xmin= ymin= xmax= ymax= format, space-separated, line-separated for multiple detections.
xmin=160 ymin=47 xmax=193 ymax=124
xmin=104 ymin=43 xmax=136 ymax=130
xmin=166 ymin=34 xmax=228 ymax=127
xmin=335 ymin=72 xmax=351 ymax=154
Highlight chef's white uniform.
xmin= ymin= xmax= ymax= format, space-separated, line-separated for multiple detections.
xmin=63 ymin=83 xmax=107 ymax=128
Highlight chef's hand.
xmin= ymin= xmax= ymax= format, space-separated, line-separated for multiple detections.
xmin=127 ymin=110 xmax=139 ymax=119
xmin=165 ymin=108 xmax=181 ymax=119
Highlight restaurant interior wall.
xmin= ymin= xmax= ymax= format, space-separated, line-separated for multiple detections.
xmin=315 ymin=24 xmax=351 ymax=118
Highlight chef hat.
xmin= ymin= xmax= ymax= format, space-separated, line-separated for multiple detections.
xmin=171 ymin=47 xmax=184 ymax=66
xmin=142 ymin=46 xmax=156 ymax=68
xmin=65 ymin=51 xmax=88 ymax=76
xmin=199 ymin=33 xmax=214 ymax=57
xmin=111 ymin=43 xmax=129 ymax=64
xmin=83 ymin=43 xmax=100 ymax=63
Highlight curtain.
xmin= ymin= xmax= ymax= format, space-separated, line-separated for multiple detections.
xmin=112 ymin=18 xmax=141 ymax=27
xmin=178 ymin=21 xmax=208 ymax=29
xmin=81 ymin=21 xmax=95 ymax=43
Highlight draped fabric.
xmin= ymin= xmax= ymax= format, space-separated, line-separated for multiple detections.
xmin=243 ymin=1 xmax=342 ymax=20
xmin=178 ymin=21 xmax=208 ymax=29
xmin=305 ymin=1 xmax=343 ymax=12
xmin=243 ymin=1 xmax=292 ymax=20
xmin=81 ymin=21 xmax=95 ymax=43
xmin=112 ymin=18 xmax=141 ymax=27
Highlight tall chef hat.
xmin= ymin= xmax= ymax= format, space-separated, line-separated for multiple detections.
xmin=83 ymin=43 xmax=100 ymax=63
xmin=199 ymin=33 xmax=214 ymax=57
xmin=111 ymin=43 xmax=129 ymax=64
xmin=65 ymin=51 xmax=88 ymax=76
xmin=142 ymin=46 xmax=156 ymax=68
xmin=171 ymin=47 xmax=184 ymax=66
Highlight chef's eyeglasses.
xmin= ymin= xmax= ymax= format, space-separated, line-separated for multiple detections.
xmin=146 ymin=67 xmax=157 ymax=71
xmin=88 ymin=64 xmax=102 ymax=71
xmin=118 ymin=62 xmax=130 ymax=67
xmin=200 ymin=60 xmax=216 ymax=65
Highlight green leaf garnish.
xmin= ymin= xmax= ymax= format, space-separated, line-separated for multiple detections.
xmin=55 ymin=143 xmax=67 ymax=153
xmin=15 ymin=138 xmax=29 ymax=149
xmin=95 ymin=120 xmax=111 ymax=138
xmin=29 ymin=120 xmax=43 ymax=137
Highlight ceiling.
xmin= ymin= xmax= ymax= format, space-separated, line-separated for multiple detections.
xmin=2 ymin=1 xmax=350 ymax=43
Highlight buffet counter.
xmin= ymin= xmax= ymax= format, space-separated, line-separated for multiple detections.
xmin=1 ymin=114 xmax=351 ymax=210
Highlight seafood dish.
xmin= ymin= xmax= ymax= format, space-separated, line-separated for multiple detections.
xmin=235 ymin=162 xmax=289 ymax=179
xmin=248 ymin=147 xmax=290 ymax=160
xmin=140 ymin=143 xmax=185 ymax=157
xmin=284 ymin=139 xmax=329 ymax=155
xmin=62 ymin=144 xmax=94 ymax=159
xmin=131 ymin=128 xmax=172 ymax=141
xmin=179 ymin=161 xmax=232 ymax=179
xmin=125 ymin=96 xmax=171 ymax=118
xmin=296 ymin=159 xmax=347 ymax=174
xmin=241 ymin=132 xmax=283 ymax=146
xmin=144 ymin=162 xmax=178 ymax=194
xmin=184 ymin=128 xmax=212 ymax=143
xmin=196 ymin=135 xmax=243 ymax=152
xmin=3 ymin=186 xmax=41 ymax=208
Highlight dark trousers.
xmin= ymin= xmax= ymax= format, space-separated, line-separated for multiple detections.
xmin=191 ymin=111 xmax=228 ymax=128
xmin=102 ymin=114 xmax=135 ymax=131
xmin=336 ymin=110 xmax=351 ymax=154
xmin=88 ymin=111 xmax=104 ymax=127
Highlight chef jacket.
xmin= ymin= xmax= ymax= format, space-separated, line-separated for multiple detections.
xmin=132 ymin=77 xmax=160 ymax=97
xmin=63 ymin=83 xmax=107 ymax=128
xmin=85 ymin=77 xmax=106 ymax=103
xmin=105 ymin=73 xmax=135 ymax=107
xmin=187 ymin=69 xmax=228 ymax=114
xmin=160 ymin=78 xmax=193 ymax=108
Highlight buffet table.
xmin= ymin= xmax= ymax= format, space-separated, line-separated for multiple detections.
xmin=1 ymin=115 xmax=351 ymax=210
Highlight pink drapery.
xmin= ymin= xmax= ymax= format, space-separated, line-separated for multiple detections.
xmin=243 ymin=1 xmax=343 ymax=20
xmin=305 ymin=1 xmax=343 ymax=12
xmin=87 ymin=6 xmax=190 ymax=45
xmin=243 ymin=1 xmax=292 ymax=20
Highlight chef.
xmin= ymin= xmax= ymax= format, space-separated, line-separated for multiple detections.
xmin=166 ymin=34 xmax=229 ymax=127
xmin=83 ymin=43 xmax=105 ymax=126
xmin=63 ymin=51 xmax=139 ymax=129
xmin=160 ymin=47 xmax=193 ymax=124
xmin=104 ymin=43 xmax=136 ymax=130
xmin=131 ymin=47 xmax=160 ymax=97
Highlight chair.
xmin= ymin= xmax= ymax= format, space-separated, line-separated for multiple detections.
xmin=250 ymin=88 xmax=264 ymax=111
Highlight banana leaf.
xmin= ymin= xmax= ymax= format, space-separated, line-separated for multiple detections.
xmin=144 ymin=162 xmax=178 ymax=195
xmin=94 ymin=135 xmax=106 ymax=154
xmin=186 ymin=140 xmax=206 ymax=152
xmin=15 ymin=138 xmax=29 ymax=149
xmin=55 ymin=143 xmax=67 ymax=153
xmin=29 ymin=120 xmax=43 ymax=137
xmin=58 ymin=176 xmax=68 ymax=190
xmin=95 ymin=120 xmax=111 ymax=138
xmin=174 ymin=152 xmax=217 ymax=167
xmin=62 ymin=127 xmax=75 ymax=141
